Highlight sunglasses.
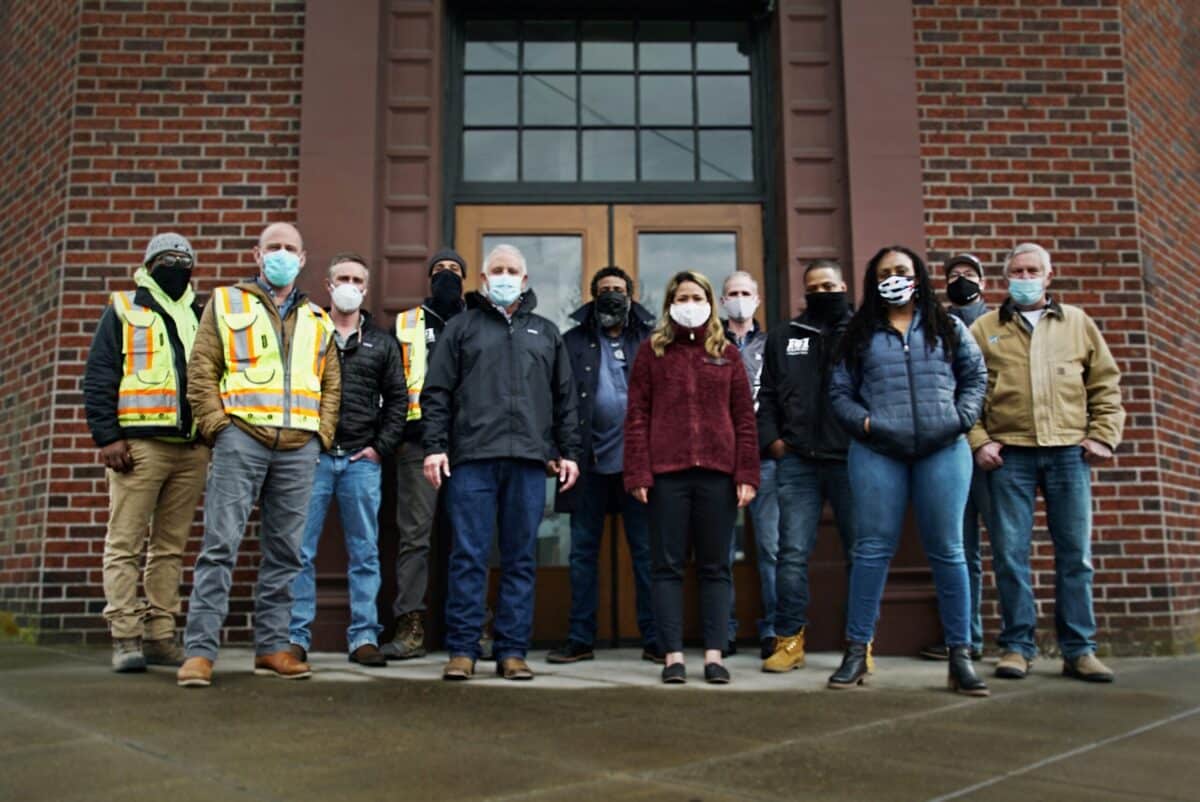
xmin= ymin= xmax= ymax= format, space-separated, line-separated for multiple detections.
xmin=156 ymin=254 xmax=194 ymax=270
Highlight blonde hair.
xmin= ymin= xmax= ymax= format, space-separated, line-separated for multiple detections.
xmin=650 ymin=270 xmax=727 ymax=360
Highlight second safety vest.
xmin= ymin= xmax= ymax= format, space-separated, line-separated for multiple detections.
xmin=212 ymin=286 xmax=334 ymax=431
xmin=111 ymin=291 xmax=186 ymax=430
xmin=394 ymin=307 xmax=427 ymax=421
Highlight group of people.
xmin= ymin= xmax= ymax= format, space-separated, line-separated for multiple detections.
xmin=85 ymin=223 xmax=1125 ymax=693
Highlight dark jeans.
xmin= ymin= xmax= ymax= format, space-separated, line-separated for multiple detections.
xmin=392 ymin=441 xmax=438 ymax=617
xmin=444 ymin=458 xmax=545 ymax=661
xmin=844 ymin=439 xmax=973 ymax=647
xmin=985 ymin=445 xmax=1095 ymax=659
xmin=962 ymin=469 xmax=990 ymax=651
xmin=567 ymin=470 xmax=656 ymax=649
xmin=773 ymin=454 xmax=855 ymax=636
xmin=648 ymin=469 xmax=738 ymax=653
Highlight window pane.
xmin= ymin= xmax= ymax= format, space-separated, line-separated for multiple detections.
xmin=699 ymin=130 xmax=753 ymax=181
xmin=524 ymin=20 xmax=575 ymax=70
xmin=522 ymin=130 xmax=577 ymax=181
xmin=640 ymin=129 xmax=694 ymax=181
xmin=637 ymin=233 xmax=738 ymax=320
xmin=638 ymin=20 xmax=691 ymax=71
xmin=697 ymin=76 xmax=751 ymax=125
xmin=639 ymin=76 xmax=693 ymax=125
xmin=465 ymin=21 xmax=518 ymax=71
xmin=464 ymin=76 xmax=517 ymax=126
xmin=463 ymin=130 xmax=517 ymax=181
xmin=696 ymin=21 xmax=750 ymax=71
xmin=582 ymin=130 xmax=635 ymax=181
xmin=581 ymin=75 xmax=634 ymax=125
xmin=523 ymin=75 xmax=576 ymax=125
xmin=582 ymin=20 xmax=633 ymax=71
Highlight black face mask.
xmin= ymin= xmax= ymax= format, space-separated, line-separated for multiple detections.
xmin=150 ymin=264 xmax=192 ymax=301
xmin=429 ymin=270 xmax=464 ymax=315
xmin=805 ymin=291 xmax=848 ymax=323
xmin=594 ymin=290 xmax=631 ymax=329
xmin=946 ymin=276 xmax=981 ymax=306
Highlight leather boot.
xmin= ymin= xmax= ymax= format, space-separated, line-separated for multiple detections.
xmin=948 ymin=645 xmax=990 ymax=696
xmin=827 ymin=643 xmax=869 ymax=689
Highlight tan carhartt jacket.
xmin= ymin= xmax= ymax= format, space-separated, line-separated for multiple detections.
xmin=967 ymin=297 xmax=1124 ymax=451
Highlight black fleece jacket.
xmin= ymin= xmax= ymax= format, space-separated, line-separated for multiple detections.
xmin=330 ymin=311 xmax=408 ymax=455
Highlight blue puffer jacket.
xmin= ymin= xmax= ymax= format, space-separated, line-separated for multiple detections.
xmin=830 ymin=311 xmax=986 ymax=460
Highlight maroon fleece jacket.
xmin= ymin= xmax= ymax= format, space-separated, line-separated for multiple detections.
xmin=622 ymin=324 xmax=761 ymax=491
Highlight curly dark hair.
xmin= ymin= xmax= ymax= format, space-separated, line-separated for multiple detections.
xmin=838 ymin=245 xmax=960 ymax=371
xmin=590 ymin=265 xmax=634 ymax=298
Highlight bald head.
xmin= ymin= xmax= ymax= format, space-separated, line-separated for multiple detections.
xmin=253 ymin=222 xmax=306 ymax=286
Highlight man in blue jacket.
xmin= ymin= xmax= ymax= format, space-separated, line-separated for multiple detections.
xmin=547 ymin=266 xmax=660 ymax=665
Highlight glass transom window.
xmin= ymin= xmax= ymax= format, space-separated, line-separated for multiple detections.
xmin=460 ymin=18 xmax=755 ymax=185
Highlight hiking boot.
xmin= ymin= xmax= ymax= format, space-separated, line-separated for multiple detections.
xmin=112 ymin=637 xmax=147 ymax=673
xmin=827 ymin=643 xmax=869 ymax=689
xmin=349 ymin=643 xmax=387 ymax=667
xmin=443 ymin=655 xmax=474 ymax=681
xmin=382 ymin=612 xmax=426 ymax=660
xmin=142 ymin=637 xmax=184 ymax=667
xmin=995 ymin=651 xmax=1032 ymax=680
xmin=762 ymin=630 xmax=806 ymax=673
xmin=253 ymin=650 xmax=312 ymax=680
xmin=176 ymin=656 xmax=213 ymax=688
xmin=948 ymin=646 xmax=990 ymax=697
xmin=1063 ymin=653 xmax=1115 ymax=683
xmin=497 ymin=657 xmax=534 ymax=680
xmin=546 ymin=640 xmax=594 ymax=664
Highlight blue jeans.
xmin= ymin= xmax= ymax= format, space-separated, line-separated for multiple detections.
xmin=749 ymin=458 xmax=782 ymax=639
xmin=774 ymin=454 xmax=855 ymax=636
xmin=444 ymin=459 xmax=545 ymax=661
xmin=288 ymin=453 xmax=383 ymax=652
xmin=962 ymin=469 xmax=990 ymax=652
xmin=985 ymin=445 xmax=1095 ymax=660
xmin=567 ymin=470 xmax=656 ymax=649
xmin=845 ymin=439 xmax=973 ymax=647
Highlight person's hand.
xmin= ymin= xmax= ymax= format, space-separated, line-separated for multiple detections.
xmin=423 ymin=453 xmax=450 ymax=488
xmin=350 ymin=446 xmax=381 ymax=464
xmin=546 ymin=459 xmax=560 ymax=477
xmin=558 ymin=459 xmax=580 ymax=491
xmin=974 ymin=441 xmax=1005 ymax=472
xmin=631 ymin=487 xmax=649 ymax=504
xmin=736 ymin=483 xmax=756 ymax=508
xmin=100 ymin=440 xmax=133 ymax=473
xmin=767 ymin=439 xmax=788 ymax=460
xmin=1080 ymin=438 xmax=1113 ymax=465
xmin=863 ymin=416 xmax=871 ymax=434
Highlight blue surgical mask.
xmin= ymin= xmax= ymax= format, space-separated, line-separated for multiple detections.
xmin=262 ymin=249 xmax=301 ymax=288
xmin=1008 ymin=277 xmax=1045 ymax=307
xmin=486 ymin=273 xmax=523 ymax=307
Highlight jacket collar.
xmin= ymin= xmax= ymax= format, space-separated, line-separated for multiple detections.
xmin=724 ymin=319 xmax=761 ymax=346
xmin=793 ymin=306 xmax=852 ymax=334
xmin=999 ymin=295 xmax=1063 ymax=323
xmin=241 ymin=277 xmax=306 ymax=319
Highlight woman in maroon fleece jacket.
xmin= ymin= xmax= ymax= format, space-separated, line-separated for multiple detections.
xmin=624 ymin=270 xmax=760 ymax=685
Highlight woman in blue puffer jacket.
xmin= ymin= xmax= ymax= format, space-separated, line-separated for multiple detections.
xmin=827 ymin=245 xmax=989 ymax=696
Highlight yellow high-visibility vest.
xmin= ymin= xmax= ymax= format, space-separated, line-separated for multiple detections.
xmin=394 ymin=306 xmax=427 ymax=421
xmin=111 ymin=291 xmax=184 ymax=429
xmin=212 ymin=286 xmax=334 ymax=431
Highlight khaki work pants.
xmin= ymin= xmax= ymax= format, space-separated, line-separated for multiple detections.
xmin=102 ymin=438 xmax=209 ymax=640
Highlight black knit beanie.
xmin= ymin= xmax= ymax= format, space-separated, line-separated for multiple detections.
xmin=428 ymin=248 xmax=467 ymax=277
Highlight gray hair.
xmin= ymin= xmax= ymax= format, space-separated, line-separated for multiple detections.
xmin=1003 ymin=243 xmax=1052 ymax=276
xmin=484 ymin=243 xmax=527 ymax=276
xmin=722 ymin=269 xmax=759 ymax=295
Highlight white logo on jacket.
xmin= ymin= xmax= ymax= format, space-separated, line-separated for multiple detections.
xmin=786 ymin=337 xmax=810 ymax=356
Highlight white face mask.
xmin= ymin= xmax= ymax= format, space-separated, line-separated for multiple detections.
xmin=330 ymin=283 xmax=364 ymax=313
xmin=669 ymin=301 xmax=711 ymax=329
xmin=877 ymin=274 xmax=916 ymax=306
xmin=722 ymin=296 xmax=758 ymax=322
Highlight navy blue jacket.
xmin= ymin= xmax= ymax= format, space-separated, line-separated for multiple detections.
xmin=830 ymin=311 xmax=986 ymax=460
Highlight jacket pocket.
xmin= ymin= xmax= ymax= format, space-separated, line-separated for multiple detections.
xmin=240 ymin=367 xmax=275 ymax=385
xmin=133 ymin=367 xmax=170 ymax=386
xmin=223 ymin=311 xmax=257 ymax=332
xmin=1052 ymin=360 xmax=1086 ymax=424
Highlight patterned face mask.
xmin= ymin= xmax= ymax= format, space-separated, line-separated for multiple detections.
xmin=877 ymin=274 xmax=916 ymax=306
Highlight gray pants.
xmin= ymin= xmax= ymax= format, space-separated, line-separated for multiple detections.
xmin=392 ymin=440 xmax=438 ymax=617
xmin=184 ymin=425 xmax=320 ymax=660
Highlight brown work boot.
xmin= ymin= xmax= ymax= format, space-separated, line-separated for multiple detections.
xmin=176 ymin=656 xmax=213 ymax=688
xmin=442 ymin=655 xmax=475 ymax=681
xmin=142 ymin=637 xmax=185 ymax=667
xmin=497 ymin=656 xmax=534 ymax=681
xmin=995 ymin=651 xmax=1032 ymax=679
xmin=349 ymin=643 xmax=387 ymax=667
xmin=1063 ymin=653 xmax=1114 ymax=683
xmin=382 ymin=612 xmax=426 ymax=660
xmin=762 ymin=630 xmax=805 ymax=672
xmin=287 ymin=643 xmax=307 ymax=662
xmin=253 ymin=650 xmax=312 ymax=680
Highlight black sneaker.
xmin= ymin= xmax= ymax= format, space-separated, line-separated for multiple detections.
xmin=662 ymin=663 xmax=686 ymax=684
xmin=546 ymin=640 xmax=594 ymax=664
xmin=704 ymin=662 xmax=731 ymax=684
xmin=641 ymin=645 xmax=665 ymax=664
xmin=759 ymin=637 xmax=777 ymax=660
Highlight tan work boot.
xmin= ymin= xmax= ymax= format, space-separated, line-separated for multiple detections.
xmin=497 ymin=657 xmax=534 ymax=680
xmin=253 ymin=650 xmax=312 ymax=680
xmin=176 ymin=656 xmax=213 ymax=688
xmin=995 ymin=651 xmax=1032 ymax=679
xmin=1063 ymin=653 xmax=1114 ymax=683
xmin=142 ymin=637 xmax=185 ymax=667
xmin=762 ymin=629 xmax=805 ymax=672
xmin=442 ymin=655 xmax=475 ymax=681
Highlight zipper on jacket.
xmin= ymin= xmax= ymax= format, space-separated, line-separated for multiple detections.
xmin=902 ymin=333 xmax=920 ymax=455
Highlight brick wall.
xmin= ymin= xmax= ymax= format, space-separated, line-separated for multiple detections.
xmin=0 ymin=0 xmax=79 ymax=635
xmin=38 ymin=0 xmax=305 ymax=644
xmin=913 ymin=0 xmax=1183 ymax=654
xmin=1123 ymin=0 xmax=1200 ymax=654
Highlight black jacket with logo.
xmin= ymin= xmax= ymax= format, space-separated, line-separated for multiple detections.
xmin=756 ymin=307 xmax=853 ymax=461
xmin=330 ymin=311 xmax=408 ymax=456
xmin=420 ymin=289 xmax=581 ymax=466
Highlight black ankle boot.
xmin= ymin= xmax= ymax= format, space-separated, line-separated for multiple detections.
xmin=827 ymin=643 xmax=869 ymax=689
xmin=948 ymin=645 xmax=990 ymax=696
